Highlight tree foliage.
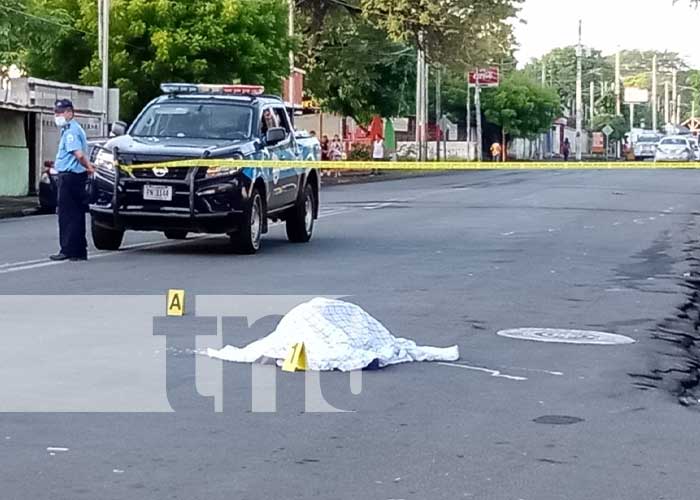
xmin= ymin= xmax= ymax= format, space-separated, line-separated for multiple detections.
xmin=523 ymin=47 xmax=614 ymax=113
xmin=482 ymin=72 xmax=560 ymax=140
xmin=20 ymin=0 xmax=293 ymax=120
xmin=360 ymin=0 xmax=521 ymax=69
xmin=591 ymin=114 xmax=627 ymax=142
xmin=297 ymin=0 xmax=415 ymax=123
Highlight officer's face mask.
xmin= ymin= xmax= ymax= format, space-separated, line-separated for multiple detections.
xmin=54 ymin=115 xmax=67 ymax=128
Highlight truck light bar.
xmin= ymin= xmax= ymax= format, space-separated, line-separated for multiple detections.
xmin=160 ymin=83 xmax=265 ymax=96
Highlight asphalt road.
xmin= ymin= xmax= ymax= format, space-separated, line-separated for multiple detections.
xmin=1 ymin=169 xmax=700 ymax=500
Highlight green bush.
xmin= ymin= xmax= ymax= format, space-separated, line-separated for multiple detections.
xmin=348 ymin=144 xmax=372 ymax=161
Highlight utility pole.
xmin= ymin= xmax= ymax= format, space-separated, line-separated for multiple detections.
xmin=575 ymin=20 xmax=583 ymax=161
xmin=672 ymin=68 xmax=678 ymax=125
xmin=415 ymin=44 xmax=423 ymax=161
xmin=652 ymin=54 xmax=658 ymax=131
xmin=435 ymin=67 xmax=441 ymax=161
xmin=615 ymin=50 xmax=621 ymax=116
xmin=101 ymin=0 xmax=110 ymax=136
xmin=475 ymin=71 xmax=482 ymax=161
xmin=466 ymin=74 xmax=471 ymax=153
xmin=288 ymin=0 xmax=295 ymax=123
xmin=677 ymin=93 xmax=682 ymax=125
xmin=664 ymin=81 xmax=670 ymax=125
xmin=589 ymin=80 xmax=595 ymax=126
xmin=630 ymin=102 xmax=635 ymax=132
xmin=423 ymin=62 xmax=429 ymax=161
xmin=541 ymin=59 xmax=546 ymax=86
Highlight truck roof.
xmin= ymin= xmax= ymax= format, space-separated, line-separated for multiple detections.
xmin=154 ymin=93 xmax=283 ymax=106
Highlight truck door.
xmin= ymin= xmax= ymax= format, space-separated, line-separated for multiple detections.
xmin=269 ymin=106 xmax=300 ymax=206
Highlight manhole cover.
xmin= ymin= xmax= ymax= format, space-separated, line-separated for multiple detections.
xmin=497 ymin=328 xmax=636 ymax=345
xmin=533 ymin=415 xmax=584 ymax=425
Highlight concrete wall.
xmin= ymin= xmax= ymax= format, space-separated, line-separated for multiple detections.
xmin=294 ymin=113 xmax=343 ymax=139
xmin=0 ymin=109 xmax=28 ymax=196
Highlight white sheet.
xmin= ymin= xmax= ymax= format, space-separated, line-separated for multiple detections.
xmin=207 ymin=298 xmax=459 ymax=371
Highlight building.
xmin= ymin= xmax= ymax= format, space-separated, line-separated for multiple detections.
xmin=0 ymin=77 xmax=118 ymax=196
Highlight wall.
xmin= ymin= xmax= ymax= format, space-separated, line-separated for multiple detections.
xmin=0 ymin=109 xmax=29 ymax=196
xmin=294 ymin=113 xmax=343 ymax=139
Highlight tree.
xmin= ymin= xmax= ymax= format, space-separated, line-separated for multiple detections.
xmin=360 ymin=0 xmax=520 ymax=70
xmin=523 ymin=47 xmax=613 ymax=114
xmin=481 ymin=72 xmax=561 ymax=149
xmin=0 ymin=0 xmax=61 ymax=77
xmin=591 ymin=114 xmax=627 ymax=142
xmin=22 ymin=0 xmax=293 ymax=120
xmin=297 ymin=1 xmax=415 ymax=123
xmin=686 ymin=70 xmax=700 ymax=119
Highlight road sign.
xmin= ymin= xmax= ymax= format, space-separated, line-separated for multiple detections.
xmin=624 ymin=87 xmax=649 ymax=104
xmin=602 ymin=125 xmax=614 ymax=137
xmin=468 ymin=67 xmax=500 ymax=88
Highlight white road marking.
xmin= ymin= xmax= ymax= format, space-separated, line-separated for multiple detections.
xmin=0 ymin=179 xmax=467 ymax=275
xmin=0 ymin=236 xmax=216 ymax=275
xmin=500 ymin=366 xmax=564 ymax=376
xmin=0 ymin=257 xmax=49 ymax=269
xmin=46 ymin=447 xmax=69 ymax=452
xmin=437 ymin=362 xmax=527 ymax=381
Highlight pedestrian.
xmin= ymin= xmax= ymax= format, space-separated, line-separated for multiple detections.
xmin=372 ymin=135 xmax=384 ymax=175
xmin=372 ymin=136 xmax=385 ymax=161
xmin=320 ymin=135 xmax=330 ymax=161
xmin=490 ymin=141 xmax=502 ymax=162
xmin=562 ymin=138 xmax=571 ymax=161
xmin=330 ymin=135 xmax=343 ymax=161
xmin=50 ymin=99 xmax=95 ymax=262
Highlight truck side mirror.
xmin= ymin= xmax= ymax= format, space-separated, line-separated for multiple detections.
xmin=110 ymin=121 xmax=128 ymax=137
xmin=266 ymin=127 xmax=287 ymax=145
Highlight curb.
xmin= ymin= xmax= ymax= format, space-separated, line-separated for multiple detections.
xmin=0 ymin=207 xmax=42 ymax=220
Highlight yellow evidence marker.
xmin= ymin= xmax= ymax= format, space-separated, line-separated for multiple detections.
xmin=282 ymin=342 xmax=308 ymax=372
xmin=166 ymin=289 xmax=185 ymax=316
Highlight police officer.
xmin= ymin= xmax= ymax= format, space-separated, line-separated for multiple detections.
xmin=50 ymin=99 xmax=95 ymax=262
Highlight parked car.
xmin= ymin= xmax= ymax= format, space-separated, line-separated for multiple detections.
xmin=655 ymin=136 xmax=697 ymax=162
xmin=89 ymin=83 xmax=320 ymax=254
xmin=633 ymin=133 xmax=662 ymax=160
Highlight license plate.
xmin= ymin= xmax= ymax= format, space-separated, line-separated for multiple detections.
xmin=143 ymin=185 xmax=173 ymax=201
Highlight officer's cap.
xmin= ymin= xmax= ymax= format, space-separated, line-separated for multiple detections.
xmin=54 ymin=99 xmax=74 ymax=112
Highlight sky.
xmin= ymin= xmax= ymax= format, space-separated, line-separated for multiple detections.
xmin=514 ymin=0 xmax=700 ymax=68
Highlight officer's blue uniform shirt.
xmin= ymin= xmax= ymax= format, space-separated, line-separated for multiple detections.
xmin=55 ymin=120 xmax=88 ymax=173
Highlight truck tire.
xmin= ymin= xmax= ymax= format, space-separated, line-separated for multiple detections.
xmin=164 ymin=230 xmax=188 ymax=240
xmin=230 ymin=188 xmax=263 ymax=254
xmin=286 ymin=183 xmax=315 ymax=243
xmin=92 ymin=219 xmax=124 ymax=251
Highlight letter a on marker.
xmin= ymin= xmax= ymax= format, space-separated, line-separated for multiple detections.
xmin=167 ymin=289 xmax=185 ymax=316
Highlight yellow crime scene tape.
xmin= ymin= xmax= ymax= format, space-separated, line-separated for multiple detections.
xmin=115 ymin=159 xmax=700 ymax=172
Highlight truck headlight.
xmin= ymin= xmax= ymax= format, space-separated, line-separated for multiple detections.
xmin=95 ymin=150 xmax=115 ymax=170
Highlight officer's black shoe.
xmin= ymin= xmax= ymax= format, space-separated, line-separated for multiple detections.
xmin=69 ymin=256 xmax=88 ymax=262
xmin=49 ymin=253 xmax=69 ymax=261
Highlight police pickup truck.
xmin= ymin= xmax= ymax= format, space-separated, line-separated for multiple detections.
xmin=90 ymin=83 xmax=320 ymax=254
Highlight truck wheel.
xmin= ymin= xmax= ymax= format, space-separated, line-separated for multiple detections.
xmin=164 ymin=230 xmax=188 ymax=240
xmin=230 ymin=188 xmax=263 ymax=254
xmin=91 ymin=219 xmax=124 ymax=251
xmin=286 ymin=184 xmax=315 ymax=243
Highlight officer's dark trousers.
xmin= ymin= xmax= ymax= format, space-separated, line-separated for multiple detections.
xmin=57 ymin=172 xmax=88 ymax=259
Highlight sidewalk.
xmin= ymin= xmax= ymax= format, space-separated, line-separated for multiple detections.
xmin=0 ymin=197 xmax=41 ymax=220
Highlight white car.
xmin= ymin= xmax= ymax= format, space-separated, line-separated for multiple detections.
xmin=655 ymin=136 xmax=698 ymax=162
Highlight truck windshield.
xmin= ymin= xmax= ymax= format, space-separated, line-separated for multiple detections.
xmin=131 ymin=102 xmax=253 ymax=140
